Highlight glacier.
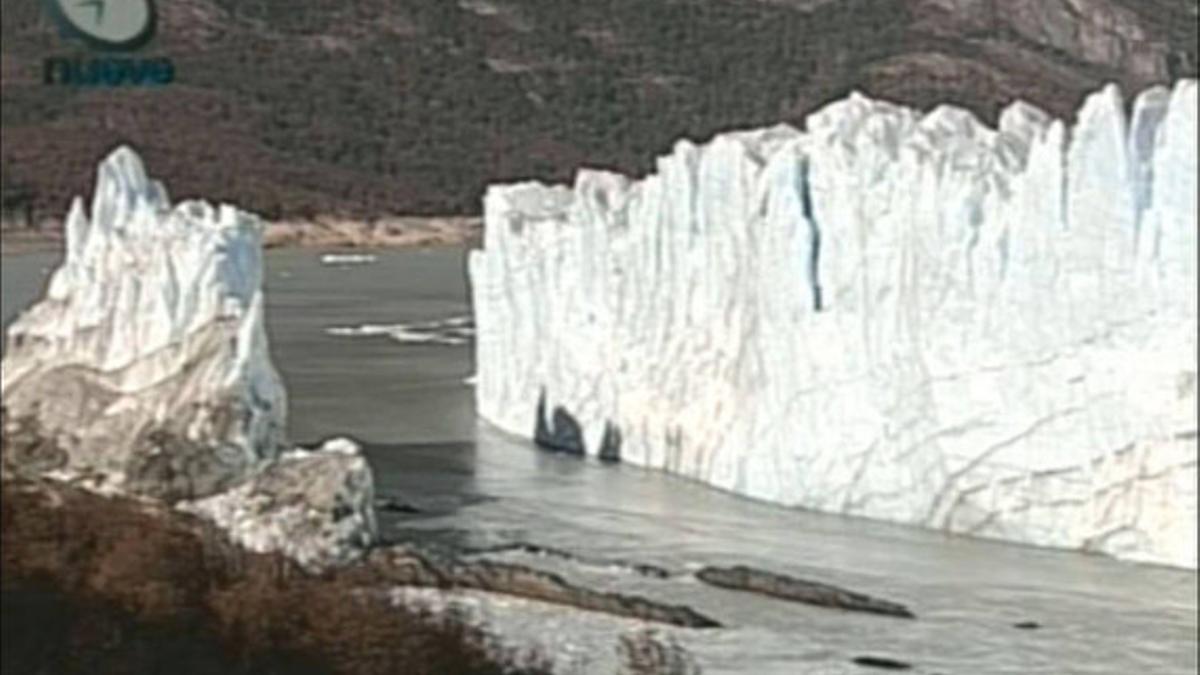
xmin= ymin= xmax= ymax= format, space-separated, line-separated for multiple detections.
xmin=469 ymin=81 xmax=1199 ymax=569
xmin=1 ymin=147 xmax=375 ymax=569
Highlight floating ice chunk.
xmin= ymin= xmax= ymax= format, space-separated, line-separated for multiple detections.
xmin=326 ymin=316 xmax=474 ymax=346
xmin=320 ymin=253 xmax=377 ymax=265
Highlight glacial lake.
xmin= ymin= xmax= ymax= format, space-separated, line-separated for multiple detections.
xmin=3 ymin=248 xmax=1196 ymax=674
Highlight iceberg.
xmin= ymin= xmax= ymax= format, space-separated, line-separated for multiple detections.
xmin=1 ymin=147 xmax=375 ymax=569
xmin=1 ymin=146 xmax=286 ymax=498
xmin=469 ymin=81 xmax=1199 ymax=568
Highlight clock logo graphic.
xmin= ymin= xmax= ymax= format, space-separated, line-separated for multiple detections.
xmin=43 ymin=0 xmax=157 ymax=51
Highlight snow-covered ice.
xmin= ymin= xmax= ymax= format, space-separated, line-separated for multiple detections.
xmin=469 ymin=81 xmax=1199 ymax=568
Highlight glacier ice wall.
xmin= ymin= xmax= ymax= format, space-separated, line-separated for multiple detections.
xmin=1 ymin=146 xmax=287 ymax=500
xmin=469 ymin=81 xmax=1199 ymax=568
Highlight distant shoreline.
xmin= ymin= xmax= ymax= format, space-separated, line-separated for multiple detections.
xmin=1 ymin=215 xmax=482 ymax=256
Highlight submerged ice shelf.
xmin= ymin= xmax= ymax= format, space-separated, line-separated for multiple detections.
xmin=469 ymin=81 xmax=1199 ymax=568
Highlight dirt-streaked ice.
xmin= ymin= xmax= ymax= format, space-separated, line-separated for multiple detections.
xmin=469 ymin=81 xmax=1198 ymax=568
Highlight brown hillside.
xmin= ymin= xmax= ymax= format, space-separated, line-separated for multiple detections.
xmin=1 ymin=0 xmax=1195 ymax=224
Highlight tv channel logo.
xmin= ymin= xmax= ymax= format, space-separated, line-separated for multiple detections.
xmin=42 ymin=0 xmax=175 ymax=87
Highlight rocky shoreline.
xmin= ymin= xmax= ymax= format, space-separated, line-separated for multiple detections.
xmin=261 ymin=215 xmax=481 ymax=250
xmin=0 ymin=215 xmax=481 ymax=256
xmin=694 ymin=565 xmax=915 ymax=619
xmin=5 ymin=467 xmax=947 ymax=674
xmin=2 ymin=471 xmax=731 ymax=670
xmin=354 ymin=548 xmax=719 ymax=629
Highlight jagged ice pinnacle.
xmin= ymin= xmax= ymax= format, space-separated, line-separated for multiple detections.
xmin=1 ymin=146 xmax=286 ymax=499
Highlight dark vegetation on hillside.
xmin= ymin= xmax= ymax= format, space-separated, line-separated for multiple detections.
xmin=1 ymin=478 xmax=550 ymax=675
xmin=1 ymin=0 xmax=1196 ymax=223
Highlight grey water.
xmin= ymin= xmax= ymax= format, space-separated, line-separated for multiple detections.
xmin=2 ymin=249 xmax=1196 ymax=675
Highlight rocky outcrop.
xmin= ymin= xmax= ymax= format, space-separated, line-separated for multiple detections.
xmin=469 ymin=81 xmax=1198 ymax=568
xmin=617 ymin=629 xmax=701 ymax=675
xmin=464 ymin=541 xmax=673 ymax=579
xmin=4 ymin=0 xmax=1193 ymax=224
xmin=1 ymin=147 xmax=375 ymax=570
xmin=361 ymin=547 xmax=721 ymax=629
xmin=910 ymin=0 xmax=1174 ymax=82
xmin=695 ymin=566 xmax=915 ymax=619
xmin=852 ymin=655 xmax=914 ymax=671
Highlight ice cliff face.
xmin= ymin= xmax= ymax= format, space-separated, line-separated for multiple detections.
xmin=469 ymin=81 xmax=1199 ymax=569
xmin=1 ymin=147 xmax=374 ymax=569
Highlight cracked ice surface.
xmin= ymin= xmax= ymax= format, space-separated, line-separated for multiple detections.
xmin=469 ymin=81 xmax=1198 ymax=568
